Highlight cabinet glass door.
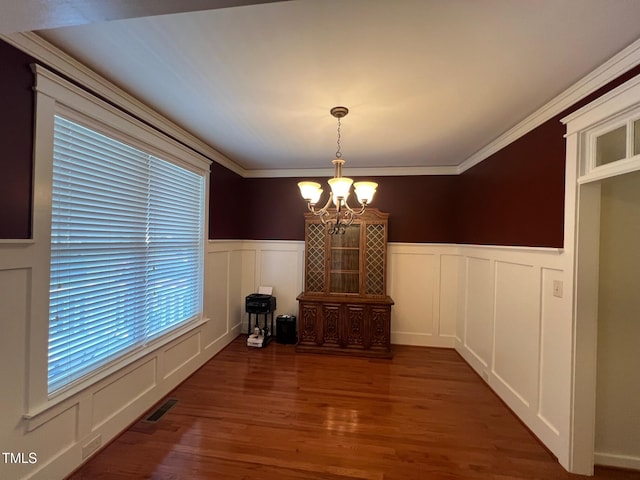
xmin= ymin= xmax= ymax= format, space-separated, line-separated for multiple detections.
xmin=329 ymin=225 xmax=360 ymax=294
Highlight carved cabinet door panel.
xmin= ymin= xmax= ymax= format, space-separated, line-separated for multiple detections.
xmin=321 ymin=304 xmax=341 ymax=347
xmin=299 ymin=303 xmax=321 ymax=345
xmin=370 ymin=306 xmax=391 ymax=349
xmin=345 ymin=304 xmax=367 ymax=349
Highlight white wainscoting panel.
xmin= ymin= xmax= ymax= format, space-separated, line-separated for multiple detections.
xmin=239 ymin=248 xmax=257 ymax=332
xmin=257 ymin=246 xmax=304 ymax=318
xmin=26 ymin=404 xmax=78 ymax=479
xmin=387 ymin=244 xmax=459 ymax=348
xmin=163 ymin=333 xmax=201 ymax=379
xmin=390 ymin=251 xmax=437 ymax=339
xmin=228 ymin=250 xmax=244 ymax=333
xmin=493 ymin=261 xmax=539 ymax=407
xmin=204 ymin=249 xmax=231 ymax=344
xmin=0 ymin=267 xmax=29 ymax=442
xmin=92 ymin=359 xmax=157 ymax=429
xmin=454 ymin=245 xmax=569 ymax=464
xmin=439 ymin=254 xmax=464 ymax=339
xmin=539 ymin=267 xmax=570 ymax=438
xmin=463 ymin=256 xmax=494 ymax=370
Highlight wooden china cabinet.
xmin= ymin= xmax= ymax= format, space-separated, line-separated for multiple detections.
xmin=296 ymin=208 xmax=394 ymax=357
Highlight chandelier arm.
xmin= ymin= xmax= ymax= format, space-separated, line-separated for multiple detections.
xmin=306 ymin=192 xmax=331 ymax=214
xmin=351 ymin=202 xmax=367 ymax=216
xmin=341 ymin=199 xmax=354 ymax=213
xmin=318 ymin=210 xmax=330 ymax=225
xmin=342 ymin=198 xmax=368 ymax=217
xmin=320 ymin=192 xmax=334 ymax=213
xmin=307 ymin=203 xmax=328 ymax=216
xmin=307 ymin=204 xmax=330 ymax=225
xmin=306 ymin=192 xmax=334 ymax=225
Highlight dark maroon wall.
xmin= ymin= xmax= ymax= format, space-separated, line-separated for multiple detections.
xmin=236 ymin=175 xmax=458 ymax=242
xmin=243 ymin=177 xmax=310 ymax=240
xmin=457 ymin=119 xmax=566 ymax=247
xmin=356 ymin=175 xmax=459 ymax=244
xmin=0 ymin=41 xmax=35 ymax=238
xmin=209 ymin=162 xmax=249 ymax=239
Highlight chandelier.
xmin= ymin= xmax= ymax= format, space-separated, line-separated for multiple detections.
xmin=298 ymin=106 xmax=378 ymax=235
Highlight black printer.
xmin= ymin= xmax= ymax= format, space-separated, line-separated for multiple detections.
xmin=245 ymin=293 xmax=276 ymax=314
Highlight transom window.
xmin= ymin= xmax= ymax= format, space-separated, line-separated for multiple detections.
xmin=581 ymin=112 xmax=640 ymax=182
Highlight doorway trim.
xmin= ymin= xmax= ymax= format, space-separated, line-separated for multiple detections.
xmin=562 ymin=74 xmax=640 ymax=475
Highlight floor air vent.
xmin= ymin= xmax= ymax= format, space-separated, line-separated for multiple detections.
xmin=144 ymin=398 xmax=178 ymax=423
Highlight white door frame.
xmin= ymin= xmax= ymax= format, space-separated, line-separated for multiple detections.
xmin=563 ymin=75 xmax=640 ymax=475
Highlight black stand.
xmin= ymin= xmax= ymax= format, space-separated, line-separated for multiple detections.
xmin=247 ymin=311 xmax=275 ymax=346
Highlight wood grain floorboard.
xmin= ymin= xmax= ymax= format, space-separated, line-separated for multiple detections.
xmin=67 ymin=337 xmax=640 ymax=479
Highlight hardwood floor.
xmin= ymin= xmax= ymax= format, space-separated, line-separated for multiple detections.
xmin=68 ymin=337 xmax=639 ymax=479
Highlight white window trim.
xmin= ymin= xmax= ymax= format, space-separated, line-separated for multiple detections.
xmin=27 ymin=64 xmax=211 ymax=418
xmin=564 ymin=73 xmax=640 ymax=185
xmin=576 ymin=108 xmax=640 ymax=183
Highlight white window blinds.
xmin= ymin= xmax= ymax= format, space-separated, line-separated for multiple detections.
xmin=48 ymin=115 xmax=204 ymax=394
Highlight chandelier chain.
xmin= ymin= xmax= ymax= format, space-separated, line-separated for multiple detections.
xmin=335 ymin=117 xmax=342 ymax=159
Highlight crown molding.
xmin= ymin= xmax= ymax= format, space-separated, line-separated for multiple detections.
xmin=243 ymin=165 xmax=459 ymax=178
xmin=457 ymin=37 xmax=640 ymax=174
xmin=1 ymin=31 xmax=247 ymax=177
xmin=561 ymin=69 xmax=640 ymax=132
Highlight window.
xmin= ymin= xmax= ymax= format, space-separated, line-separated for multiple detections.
xmin=29 ymin=64 xmax=210 ymax=414
xmin=595 ymin=125 xmax=626 ymax=167
xmin=48 ymin=115 xmax=205 ymax=394
xmin=577 ymin=105 xmax=640 ymax=182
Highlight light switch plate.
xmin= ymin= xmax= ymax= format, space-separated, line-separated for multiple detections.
xmin=553 ymin=280 xmax=563 ymax=298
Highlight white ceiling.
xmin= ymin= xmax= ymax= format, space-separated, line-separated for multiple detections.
xmin=19 ymin=0 xmax=640 ymax=173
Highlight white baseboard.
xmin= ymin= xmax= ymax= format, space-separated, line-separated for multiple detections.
xmin=594 ymin=452 xmax=640 ymax=471
xmin=392 ymin=332 xmax=455 ymax=348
